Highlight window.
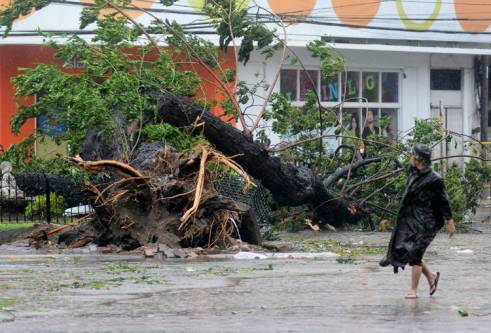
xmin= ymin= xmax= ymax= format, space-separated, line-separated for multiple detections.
xmin=342 ymin=71 xmax=360 ymax=100
xmin=299 ymin=70 xmax=318 ymax=101
xmin=381 ymin=108 xmax=398 ymax=142
xmin=280 ymin=69 xmax=297 ymax=100
xmin=382 ymin=72 xmax=399 ymax=102
xmin=280 ymin=69 xmax=400 ymax=138
xmin=344 ymin=108 xmax=361 ymax=137
xmin=321 ymin=76 xmax=339 ymax=102
xmin=431 ymin=69 xmax=461 ymax=90
xmin=362 ymin=72 xmax=379 ymax=102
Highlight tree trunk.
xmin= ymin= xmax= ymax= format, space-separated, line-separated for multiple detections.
xmin=155 ymin=91 xmax=361 ymax=227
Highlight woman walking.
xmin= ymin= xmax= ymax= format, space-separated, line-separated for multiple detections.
xmin=379 ymin=144 xmax=456 ymax=299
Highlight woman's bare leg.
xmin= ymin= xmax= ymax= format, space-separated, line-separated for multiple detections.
xmin=422 ymin=262 xmax=437 ymax=286
xmin=406 ymin=265 xmax=422 ymax=298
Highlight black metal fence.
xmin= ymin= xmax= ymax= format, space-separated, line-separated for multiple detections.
xmin=0 ymin=173 xmax=92 ymax=224
xmin=1 ymin=172 xmax=272 ymax=225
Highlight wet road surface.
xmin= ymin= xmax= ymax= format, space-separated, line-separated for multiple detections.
xmin=1 ymin=227 xmax=490 ymax=332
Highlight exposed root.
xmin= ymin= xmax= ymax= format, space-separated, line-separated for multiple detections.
xmin=179 ymin=146 xmax=209 ymax=228
xmin=51 ymin=143 xmax=260 ymax=251
xmin=65 ymin=155 xmax=144 ymax=179
xmin=208 ymin=152 xmax=255 ymax=192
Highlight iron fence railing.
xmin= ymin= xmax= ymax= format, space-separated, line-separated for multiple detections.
xmin=1 ymin=172 xmax=271 ymax=225
xmin=0 ymin=173 xmax=92 ymax=224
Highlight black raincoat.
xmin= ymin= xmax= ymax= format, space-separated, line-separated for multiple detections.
xmin=384 ymin=166 xmax=452 ymax=273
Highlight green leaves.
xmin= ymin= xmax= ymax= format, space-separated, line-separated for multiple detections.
xmin=0 ymin=0 xmax=51 ymax=36
xmin=9 ymin=15 xmax=200 ymax=154
xmin=307 ymin=40 xmax=345 ymax=81
xmin=199 ymin=0 xmax=274 ymax=65
xmin=25 ymin=193 xmax=65 ymax=218
xmin=238 ymin=25 xmax=274 ymax=65
xmin=409 ymin=118 xmax=442 ymax=146
xmin=142 ymin=123 xmax=203 ymax=152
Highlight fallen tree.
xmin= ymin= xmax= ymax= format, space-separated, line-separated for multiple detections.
xmin=153 ymin=90 xmax=362 ymax=226
xmin=51 ymin=144 xmax=261 ymax=250
xmin=77 ymin=90 xmax=364 ymax=228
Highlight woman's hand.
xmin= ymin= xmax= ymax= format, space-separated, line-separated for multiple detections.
xmin=447 ymin=219 xmax=456 ymax=238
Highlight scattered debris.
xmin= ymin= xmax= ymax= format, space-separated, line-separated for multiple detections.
xmin=144 ymin=247 xmax=155 ymax=258
xmin=233 ymin=252 xmax=268 ymax=260
xmin=451 ymin=247 xmax=474 ymax=254
xmin=378 ymin=220 xmax=392 ymax=232
xmin=324 ymin=224 xmax=336 ymax=232
xmin=336 ymin=258 xmax=356 ymax=264
xmin=233 ymin=251 xmax=338 ymax=260
xmin=305 ymin=218 xmax=320 ymax=231
xmin=456 ymin=249 xmax=474 ymax=255
xmin=451 ymin=305 xmax=471 ymax=317
xmin=158 ymin=243 xmax=177 ymax=258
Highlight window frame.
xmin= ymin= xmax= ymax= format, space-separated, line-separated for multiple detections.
xmin=279 ymin=68 xmax=402 ymax=137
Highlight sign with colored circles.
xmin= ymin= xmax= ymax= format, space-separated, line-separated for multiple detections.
xmin=3 ymin=0 xmax=491 ymax=44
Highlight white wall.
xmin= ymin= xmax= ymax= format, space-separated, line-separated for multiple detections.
xmin=238 ymin=47 xmax=478 ymax=148
xmin=237 ymin=47 xmax=443 ymax=143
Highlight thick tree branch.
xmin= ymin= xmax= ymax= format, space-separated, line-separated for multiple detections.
xmin=323 ymin=157 xmax=382 ymax=188
xmin=154 ymin=89 xmax=361 ymax=226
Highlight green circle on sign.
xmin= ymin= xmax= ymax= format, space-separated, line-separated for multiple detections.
xmin=188 ymin=0 xmax=250 ymax=12
xmin=396 ymin=0 xmax=442 ymax=31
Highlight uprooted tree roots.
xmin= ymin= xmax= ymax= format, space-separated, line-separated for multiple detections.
xmin=46 ymin=144 xmax=261 ymax=251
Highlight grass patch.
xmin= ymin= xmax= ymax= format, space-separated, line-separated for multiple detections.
xmin=0 ymin=298 xmax=17 ymax=310
xmin=193 ymin=264 xmax=275 ymax=277
xmin=0 ymin=222 xmax=34 ymax=232
xmin=336 ymin=258 xmax=356 ymax=264
xmin=104 ymin=262 xmax=143 ymax=274
xmin=297 ymin=239 xmax=386 ymax=257
xmin=296 ymin=239 xmax=386 ymax=265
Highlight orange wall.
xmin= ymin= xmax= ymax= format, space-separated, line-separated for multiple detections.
xmin=0 ymin=45 xmax=237 ymax=149
xmin=0 ymin=45 xmax=55 ymax=149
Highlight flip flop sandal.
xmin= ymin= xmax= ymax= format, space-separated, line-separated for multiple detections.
xmin=430 ymin=272 xmax=440 ymax=296
xmin=405 ymin=293 xmax=418 ymax=299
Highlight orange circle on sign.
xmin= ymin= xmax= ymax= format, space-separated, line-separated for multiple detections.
xmin=0 ymin=0 xmax=36 ymax=21
xmin=81 ymin=0 xmax=154 ymax=20
xmin=455 ymin=0 xmax=491 ymax=32
xmin=332 ymin=0 xmax=381 ymax=27
xmin=267 ymin=0 xmax=317 ymax=17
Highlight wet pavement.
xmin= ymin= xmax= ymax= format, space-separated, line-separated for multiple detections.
xmin=1 ymin=226 xmax=491 ymax=333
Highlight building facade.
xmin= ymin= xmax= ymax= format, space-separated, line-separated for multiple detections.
xmin=1 ymin=0 xmax=490 ymax=160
